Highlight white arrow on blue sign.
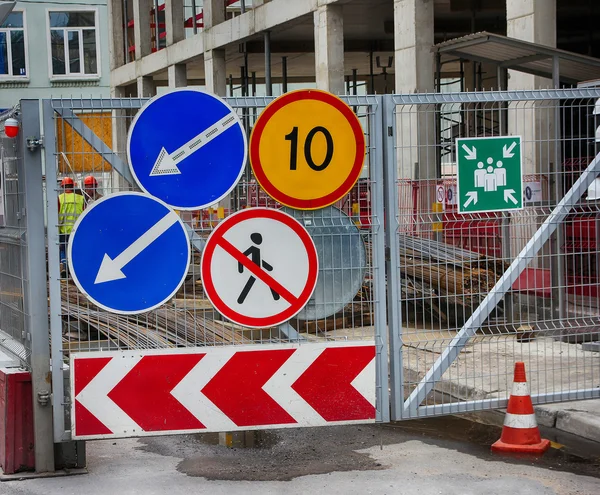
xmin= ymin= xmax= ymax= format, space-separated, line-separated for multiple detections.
xmin=68 ymin=192 xmax=191 ymax=314
xmin=127 ymin=89 xmax=247 ymax=210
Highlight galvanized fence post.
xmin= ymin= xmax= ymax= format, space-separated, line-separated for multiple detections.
xmin=43 ymin=99 xmax=69 ymax=443
xmin=369 ymin=95 xmax=390 ymax=422
xmin=382 ymin=94 xmax=404 ymax=420
xmin=20 ymin=99 xmax=55 ymax=472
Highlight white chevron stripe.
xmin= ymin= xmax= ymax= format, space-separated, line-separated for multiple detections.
xmin=351 ymin=354 xmax=376 ymax=408
xmin=170 ymin=348 xmax=237 ymax=431
xmin=262 ymin=345 xmax=327 ymax=426
xmin=74 ymin=355 xmax=142 ymax=436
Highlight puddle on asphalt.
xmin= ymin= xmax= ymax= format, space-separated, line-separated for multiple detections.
xmin=385 ymin=416 xmax=600 ymax=478
xmin=137 ymin=416 xmax=600 ymax=481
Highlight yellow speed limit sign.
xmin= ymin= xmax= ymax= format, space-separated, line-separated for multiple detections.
xmin=249 ymin=89 xmax=366 ymax=210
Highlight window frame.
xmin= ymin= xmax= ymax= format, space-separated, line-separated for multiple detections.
xmin=0 ymin=10 xmax=29 ymax=81
xmin=46 ymin=8 xmax=101 ymax=81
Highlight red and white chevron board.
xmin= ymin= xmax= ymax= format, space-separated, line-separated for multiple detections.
xmin=71 ymin=342 xmax=376 ymax=439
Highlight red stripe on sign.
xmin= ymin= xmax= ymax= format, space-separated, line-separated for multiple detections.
xmin=292 ymin=346 xmax=376 ymax=422
xmin=74 ymin=357 xmax=114 ymax=436
xmin=74 ymin=357 xmax=112 ymax=396
xmin=75 ymin=400 xmax=113 ymax=436
xmin=202 ymin=349 xmax=297 ymax=427
xmin=217 ymin=237 xmax=299 ymax=305
xmin=107 ymin=354 xmax=206 ymax=432
xmin=506 ymin=395 xmax=535 ymax=415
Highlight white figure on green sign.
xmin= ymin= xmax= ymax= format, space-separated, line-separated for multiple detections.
xmin=484 ymin=166 xmax=498 ymax=192
xmin=475 ymin=162 xmax=486 ymax=187
xmin=495 ymin=160 xmax=506 ymax=187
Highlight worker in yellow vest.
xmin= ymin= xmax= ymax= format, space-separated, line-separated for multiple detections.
xmin=58 ymin=177 xmax=85 ymax=278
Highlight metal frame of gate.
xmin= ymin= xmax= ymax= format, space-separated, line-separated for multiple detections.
xmin=42 ymin=95 xmax=389 ymax=443
xmin=7 ymin=88 xmax=600 ymax=450
xmin=384 ymin=89 xmax=600 ymax=420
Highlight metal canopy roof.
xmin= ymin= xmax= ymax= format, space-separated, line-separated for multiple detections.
xmin=434 ymin=32 xmax=600 ymax=85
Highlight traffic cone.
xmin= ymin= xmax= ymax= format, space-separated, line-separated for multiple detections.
xmin=491 ymin=362 xmax=550 ymax=455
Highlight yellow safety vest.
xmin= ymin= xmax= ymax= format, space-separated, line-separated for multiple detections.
xmin=58 ymin=192 xmax=85 ymax=235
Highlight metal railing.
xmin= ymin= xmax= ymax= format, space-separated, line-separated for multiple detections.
xmin=385 ymin=89 xmax=600 ymax=419
xmin=43 ymin=94 xmax=389 ymax=442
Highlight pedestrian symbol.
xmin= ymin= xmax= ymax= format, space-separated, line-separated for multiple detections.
xmin=201 ymin=208 xmax=319 ymax=328
xmin=237 ymin=233 xmax=280 ymax=304
xmin=456 ymin=136 xmax=523 ymax=213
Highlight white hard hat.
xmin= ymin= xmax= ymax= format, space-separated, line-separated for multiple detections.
xmin=596 ymin=125 xmax=600 ymax=142
xmin=594 ymin=98 xmax=600 ymax=115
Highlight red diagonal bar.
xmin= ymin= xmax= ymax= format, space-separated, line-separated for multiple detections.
xmin=107 ymin=354 xmax=206 ymax=432
xmin=292 ymin=346 xmax=376 ymax=422
xmin=74 ymin=357 xmax=113 ymax=436
xmin=202 ymin=349 xmax=297 ymax=427
xmin=216 ymin=237 xmax=299 ymax=304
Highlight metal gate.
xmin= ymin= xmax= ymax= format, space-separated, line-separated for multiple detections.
xmin=7 ymin=88 xmax=600 ymax=448
xmin=384 ymin=89 xmax=600 ymax=420
xmin=41 ymin=95 xmax=389 ymax=441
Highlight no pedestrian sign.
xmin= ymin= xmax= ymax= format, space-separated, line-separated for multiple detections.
xmin=249 ymin=90 xmax=366 ymax=210
xmin=201 ymin=208 xmax=319 ymax=328
xmin=456 ymin=136 xmax=523 ymax=214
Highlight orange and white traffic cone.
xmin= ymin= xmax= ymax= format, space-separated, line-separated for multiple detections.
xmin=491 ymin=362 xmax=550 ymax=455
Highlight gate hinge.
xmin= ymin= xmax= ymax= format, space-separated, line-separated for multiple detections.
xmin=387 ymin=126 xmax=393 ymax=137
xmin=26 ymin=136 xmax=44 ymax=151
xmin=37 ymin=390 xmax=50 ymax=406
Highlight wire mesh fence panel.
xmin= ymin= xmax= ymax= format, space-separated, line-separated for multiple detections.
xmin=386 ymin=90 xmax=600 ymax=419
xmin=0 ymin=108 xmax=31 ymax=367
xmin=44 ymin=94 xmax=388 ymax=438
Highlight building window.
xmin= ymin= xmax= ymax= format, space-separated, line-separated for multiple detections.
xmin=49 ymin=11 xmax=98 ymax=77
xmin=0 ymin=12 xmax=27 ymax=78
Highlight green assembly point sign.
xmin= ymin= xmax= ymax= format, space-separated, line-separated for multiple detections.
xmin=456 ymin=136 xmax=523 ymax=214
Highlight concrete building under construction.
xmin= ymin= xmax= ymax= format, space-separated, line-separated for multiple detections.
xmin=107 ymin=0 xmax=600 ymax=99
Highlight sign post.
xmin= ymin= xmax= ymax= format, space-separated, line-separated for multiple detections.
xmin=456 ymin=136 xmax=523 ymax=214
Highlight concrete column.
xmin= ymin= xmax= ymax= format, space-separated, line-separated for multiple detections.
xmin=133 ymin=0 xmax=153 ymax=59
xmin=137 ymin=76 xmax=156 ymax=97
xmin=204 ymin=49 xmax=227 ymax=96
xmin=507 ymin=0 xmax=556 ymax=91
xmin=108 ymin=0 xmax=125 ymax=69
xmin=203 ymin=0 xmax=226 ymax=29
xmin=168 ymin=64 xmax=187 ymax=87
xmin=506 ymin=0 xmax=558 ymax=275
xmin=313 ymin=5 xmax=344 ymax=95
xmin=165 ymin=0 xmax=185 ymax=45
xmin=393 ymin=0 xmax=436 ymax=229
xmin=394 ymin=0 xmax=434 ymax=94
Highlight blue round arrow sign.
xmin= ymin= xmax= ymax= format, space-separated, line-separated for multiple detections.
xmin=128 ymin=89 xmax=247 ymax=210
xmin=68 ymin=192 xmax=191 ymax=314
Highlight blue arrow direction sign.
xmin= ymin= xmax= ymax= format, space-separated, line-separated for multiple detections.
xmin=127 ymin=89 xmax=247 ymax=210
xmin=68 ymin=192 xmax=190 ymax=314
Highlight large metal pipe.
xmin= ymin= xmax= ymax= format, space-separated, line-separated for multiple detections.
xmin=191 ymin=0 xmax=197 ymax=34
xmin=282 ymin=56 xmax=288 ymax=93
xmin=264 ymin=31 xmax=272 ymax=96
xmin=369 ymin=51 xmax=374 ymax=93
xmin=122 ymin=0 xmax=128 ymax=62
xmin=153 ymin=0 xmax=160 ymax=51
